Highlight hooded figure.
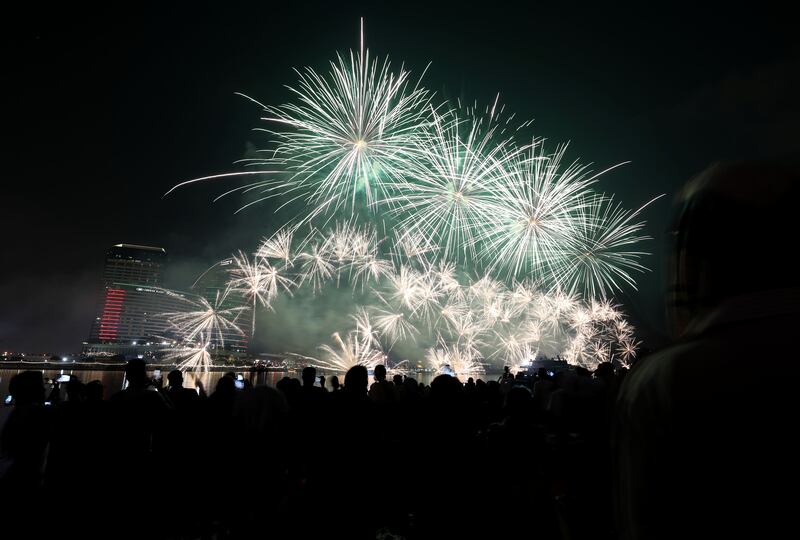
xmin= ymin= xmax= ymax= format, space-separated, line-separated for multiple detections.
xmin=614 ymin=161 xmax=800 ymax=540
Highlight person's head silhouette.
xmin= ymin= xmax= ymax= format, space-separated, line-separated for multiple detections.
xmin=85 ymin=380 xmax=104 ymax=401
xmin=8 ymin=371 xmax=45 ymax=406
xmin=167 ymin=370 xmax=183 ymax=388
xmin=669 ymin=161 xmax=800 ymax=335
xmin=302 ymin=366 xmax=317 ymax=387
xmin=344 ymin=365 xmax=368 ymax=394
xmin=374 ymin=364 xmax=387 ymax=382
xmin=124 ymin=359 xmax=148 ymax=389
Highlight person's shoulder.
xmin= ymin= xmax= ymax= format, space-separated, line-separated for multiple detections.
xmin=616 ymin=341 xmax=702 ymax=415
xmin=109 ymin=389 xmax=129 ymax=402
xmin=179 ymin=388 xmax=200 ymax=398
xmin=140 ymin=386 xmax=172 ymax=406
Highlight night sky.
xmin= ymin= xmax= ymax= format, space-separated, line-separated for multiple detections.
xmin=4 ymin=1 xmax=798 ymax=354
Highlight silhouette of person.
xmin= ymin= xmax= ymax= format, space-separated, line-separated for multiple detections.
xmin=614 ymin=162 xmax=800 ymax=540
xmin=500 ymin=365 xmax=513 ymax=381
xmin=164 ymin=369 xmax=201 ymax=411
xmin=0 ymin=371 xmax=51 ymax=494
xmin=108 ymin=358 xmax=172 ymax=524
xmin=0 ymin=371 xmax=54 ymax=538
xmin=368 ymin=364 xmax=395 ymax=405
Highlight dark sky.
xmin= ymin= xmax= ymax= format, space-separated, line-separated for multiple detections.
xmin=3 ymin=1 xmax=798 ymax=354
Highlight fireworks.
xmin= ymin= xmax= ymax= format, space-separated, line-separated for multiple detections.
xmin=314 ymin=331 xmax=387 ymax=372
xmin=296 ymin=242 xmax=336 ymax=292
xmin=257 ymin=45 xmax=434 ymax=217
xmin=166 ymin=24 xmax=661 ymax=372
xmin=388 ymin=106 xmax=518 ymax=262
xmin=228 ymin=252 xmax=271 ymax=334
xmin=162 ymin=335 xmax=213 ymax=373
xmin=479 ymin=143 xmax=596 ymax=280
xmin=426 ymin=342 xmax=485 ymax=375
xmin=256 ymin=228 xmax=295 ymax=266
xmin=371 ymin=300 xmax=419 ymax=346
xmin=551 ymin=193 xmax=665 ymax=297
xmin=162 ymin=289 xmax=247 ymax=347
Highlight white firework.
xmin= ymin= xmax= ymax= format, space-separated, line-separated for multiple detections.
xmin=163 ymin=335 xmax=213 ymax=373
xmin=351 ymin=307 xmax=382 ymax=350
xmin=386 ymin=265 xmax=422 ymax=310
xmin=228 ymin=252 xmax=272 ymax=334
xmin=388 ymin=105 xmax=519 ymax=261
xmin=426 ymin=342 xmax=484 ymax=375
xmin=352 ymin=254 xmax=395 ymax=290
xmin=372 ymin=301 xmax=418 ymax=347
xmin=314 ymin=331 xmax=387 ymax=372
xmin=163 ymin=289 xmax=247 ymax=347
xmin=259 ymin=44 xmax=434 ymax=216
xmin=257 ymin=228 xmax=295 ymax=266
xmin=480 ymin=142 xmax=607 ymax=281
xmin=618 ymin=339 xmax=641 ymax=367
xmin=551 ymin=194 xmax=664 ymax=297
xmin=297 ymin=242 xmax=336 ymax=292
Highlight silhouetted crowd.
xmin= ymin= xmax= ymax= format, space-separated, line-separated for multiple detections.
xmin=3 ymin=160 xmax=799 ymax=540
xmin=0 ymin=361 xmax=626 ymax=540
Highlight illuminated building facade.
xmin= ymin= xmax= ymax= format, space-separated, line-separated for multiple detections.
xmin=83 ymin=244 xmax=250 ymax=359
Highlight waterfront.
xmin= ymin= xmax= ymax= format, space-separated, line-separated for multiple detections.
xmin=0 ymin=367 xmax=487 ymax=399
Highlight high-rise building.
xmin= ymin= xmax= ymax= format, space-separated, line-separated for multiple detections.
xmin=83 ymin=244 xmax=250 ymax=359
xmin=84 ymin=244 xmax=188 ymax=358
xmin=101 ymin=244 xmax=166 ymax=287
xmin=87 ymin=283 xmax=192 ymax=344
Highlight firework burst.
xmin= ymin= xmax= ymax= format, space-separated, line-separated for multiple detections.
xmin=258 ymin=45 xmax=434 ymax=217
xmin=314 ymin=331 xmax=387 ymax=372
xmin=163 ymin=335 xmax=213 ymax=373
xmin=169 ymin=25 xmax=660 ymax=372
xmin=162 ymin=289 xmax=247 ymax=347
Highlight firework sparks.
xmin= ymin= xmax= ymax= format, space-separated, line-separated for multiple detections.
xmin=256 ymin=228 xmax=295 ymax=266
xmin=162 ymin=335 xmax=213 ymax=373
xmin=372 ymin=301 xmax=418 ymax=347
xmin=228 ymin=252 xmax=271 ymax=334
xmin=259 ymin=49 xmax=434 ymax=217
xmin=388 ymin=106 xmax=519 ymax=261
xmin=162 ymin=289 xmax=247 ymax=347
xmin=551 ymin=194 xmax=665 ymax=297
xmin=168 ymin=29 xmax=660 ymax=372
xmin=297 ymin=242 xmax=336 ymax=292
xmin=426 ymin=342 xmax=484 ymax=375
xmin=314 ymin=331 xmax=387 ymax=372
